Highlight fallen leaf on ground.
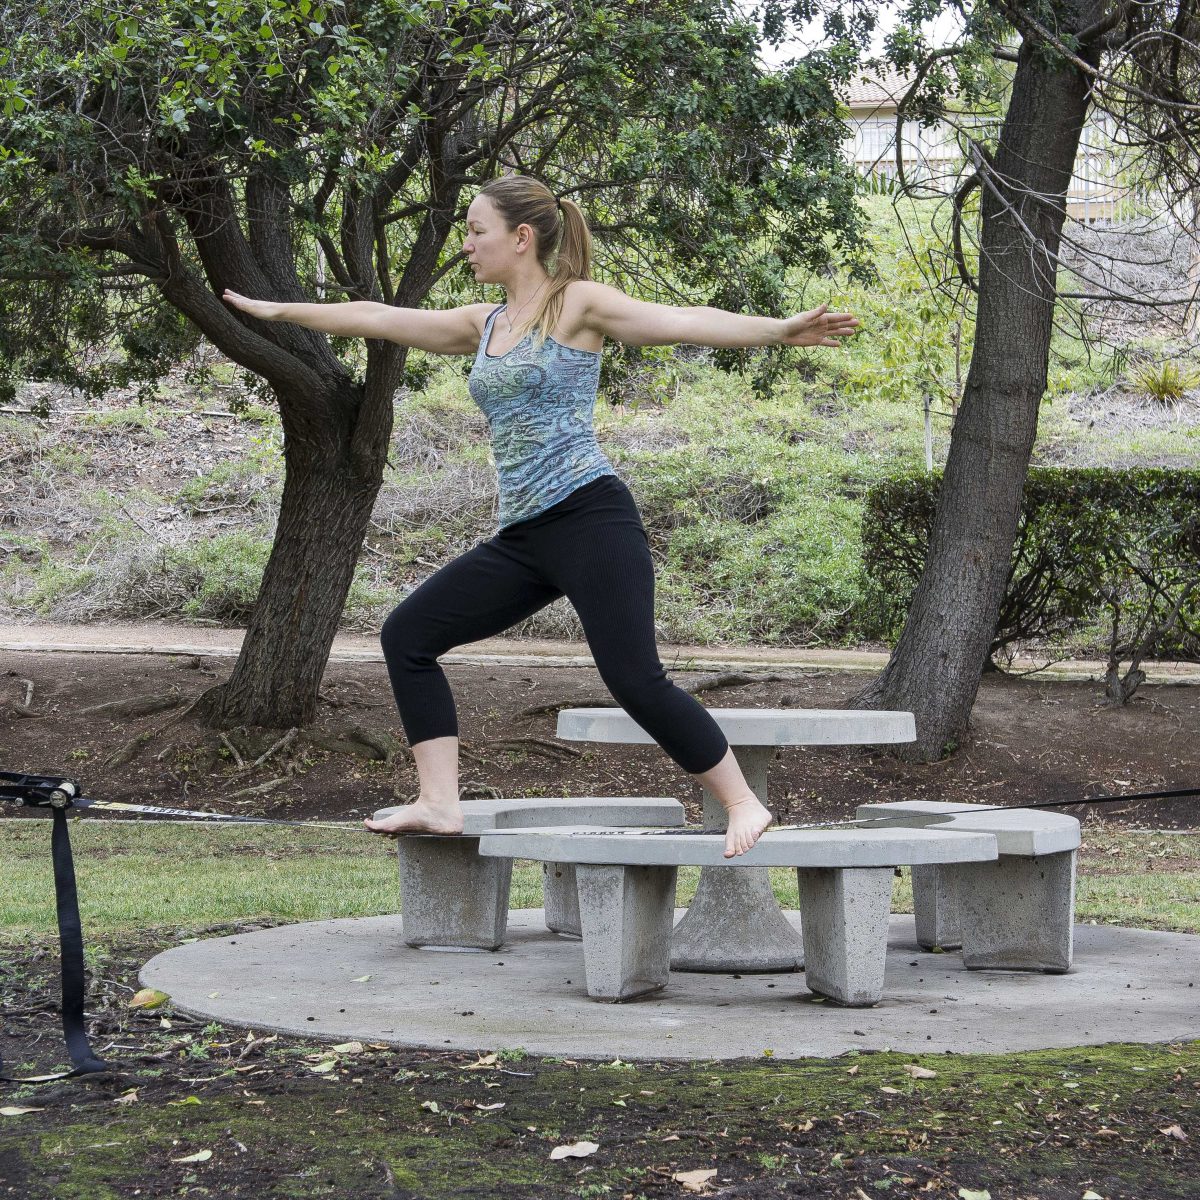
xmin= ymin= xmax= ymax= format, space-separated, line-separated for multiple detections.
xmin=1082 ymin=1191 xmax=1104 ymax=1199
xmin=309 ymin=1061 xmax=336 ymax=1074
xmin=846 ymin=1064 xmax=860 ymax=1076
xmin=332 ymin=1041 xmax=363 ymax=1054
xmin=672 ymin=1167 xmax=718 ymax=1192
xmin=129 ymin=987 xmax=169 ymax=1009
xmin=957 ymin=1189 xmax=991 ymax=1200
xmin=171 ymin=1150 xmax=213 ymax=1164
xmin=1159 ymin=1124 xmax=1188 ymax=1142
xmin=420 ymin=1100 xmax=440 ymax=1114
xmin=349 ymin=975 xmax=372 ymax=983
xmin=905 ymin=1065 xmax=937 ymax=1079
xmin=549 ymin=1140 xmax=598 ymax=1161
xmin=880 ymin=1086 xmax=901 ymax=1094
xmin=114 ymin=1091 xmax=138 ymax=1106
xmin=474 ymin=1102 xmax=506 ymax=1112
xmin=0 ymin=1107 xmax=43 ymax=1117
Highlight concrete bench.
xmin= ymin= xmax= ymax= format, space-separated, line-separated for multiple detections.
xmin=370 ymin=797 xmax=684 ymax=951
xmin=855 ymin=801 xmax=1081 ymax=972
xmin=477 ymin=826 xmax=997 ymax=1004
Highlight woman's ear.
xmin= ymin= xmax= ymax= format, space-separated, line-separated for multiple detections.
xmin=514 ymin=222 xmax=535 ymax=255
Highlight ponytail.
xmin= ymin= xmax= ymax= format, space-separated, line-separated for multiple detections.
xmin=535 ymin=197 xmax=591 ymax=348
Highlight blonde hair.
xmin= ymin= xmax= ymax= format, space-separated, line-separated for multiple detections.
xmin=478 ymin=175 xmax=592 ymax=348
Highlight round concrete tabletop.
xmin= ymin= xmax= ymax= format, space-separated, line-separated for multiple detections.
xmin=556 ymin=707 xmax=916 ymax=746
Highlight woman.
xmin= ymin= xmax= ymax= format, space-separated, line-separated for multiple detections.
xmin=223 ymin=175 xmax=859 ymax=857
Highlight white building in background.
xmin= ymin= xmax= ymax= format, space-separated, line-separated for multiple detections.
xmin=841 ymin=68 xmax=1132 ymax=223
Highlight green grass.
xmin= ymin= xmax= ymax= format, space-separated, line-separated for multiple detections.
xmin=3 ymin=821 xmax=1198 ymax=942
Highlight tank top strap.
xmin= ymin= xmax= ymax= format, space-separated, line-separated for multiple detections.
xmin=477 ymin=304 xmax=507 ymax=357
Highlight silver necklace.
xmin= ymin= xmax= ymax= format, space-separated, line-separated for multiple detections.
xmin=503 ymin=279 xmax=548 ymax=333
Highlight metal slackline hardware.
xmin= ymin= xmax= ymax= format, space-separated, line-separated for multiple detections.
xmin=1 ymin=767 xmax=1196 ymax=1082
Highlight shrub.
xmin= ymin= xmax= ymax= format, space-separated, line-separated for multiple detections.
xmin=862 ymin=468 xmax=1200 ymax=666
xmin=1128 ymin=359 xmax=1200 ymax=406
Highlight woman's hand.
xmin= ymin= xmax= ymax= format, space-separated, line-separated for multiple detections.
xmin=222 ymin=289 xmax=282 ymax=321
xmin=779 ymin=303 xmax=860 ymax=348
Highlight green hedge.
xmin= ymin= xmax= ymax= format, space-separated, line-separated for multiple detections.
xmin=862 ymin=468 xmax=1200 ymax=660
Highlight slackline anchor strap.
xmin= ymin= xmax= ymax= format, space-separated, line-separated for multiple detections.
xmin=0 ymin=775 xmax=110 ymax=1084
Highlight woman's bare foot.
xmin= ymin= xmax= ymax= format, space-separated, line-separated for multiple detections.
xmin=722 ymin=796 xmax=773 ymax=858
xmin=363 ymin=797 xmax=464 ymax=838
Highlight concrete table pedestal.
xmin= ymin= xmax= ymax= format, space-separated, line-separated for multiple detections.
xmin=669 ymin=745 xmax=804 ymax=972
xmin=557 ymin=707 xmax=917 ymax=975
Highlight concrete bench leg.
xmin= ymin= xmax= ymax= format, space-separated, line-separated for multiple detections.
xmin=575 ymin=864 xmax=678 ymax=1001
xmin=948 ymin=851 xmax=1076 ymax=973
xmin=911 ymin=864 xmax=962 ymax=951
xmin=397 ymin=837 xmax=512 ymax=951
xmin=543 ymin=862 xmax=582 ymax=937
xmin=796 ymin=867 xmax=893 ymax=1006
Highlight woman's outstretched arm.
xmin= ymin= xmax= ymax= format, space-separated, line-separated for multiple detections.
xmin=573 ymin=281 xmax=859 ymax=349
xmin=221 ymin=291 xmax=495 ymax=355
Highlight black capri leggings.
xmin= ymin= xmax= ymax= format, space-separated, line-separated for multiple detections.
xmin=380 ymin=473 xmax=729 ymax=775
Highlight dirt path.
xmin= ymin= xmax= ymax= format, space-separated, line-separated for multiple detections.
xmin=5 ymin=621 xmax=1200 ymax=682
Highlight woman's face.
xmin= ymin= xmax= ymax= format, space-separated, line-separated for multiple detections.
xmin=463 ymin=195 xmax=528 ymax=284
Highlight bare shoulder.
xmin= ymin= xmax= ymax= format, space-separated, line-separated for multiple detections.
xmin=562 ymin=279 xmax=623 ymax=313
xmin=556 ymin=280 xmax=624 ymax=346
xmin=462 ymin=301 xmax=504 ymax=339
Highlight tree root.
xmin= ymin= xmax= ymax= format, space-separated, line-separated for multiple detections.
xmin=102 ymin=694 xmax=204 ymax=767
xmin=104 ymin=728 xmax=157 ymax=768
xmin=82 ymin=691 xmax=190 ymax=719
xmin=518 ymin=671 xmax=810 ymax=716
xmin=484 ymin=737 xmax=581 ymax=761
xmin=226 ymin=777 xmax=291 ymax=801
xmin=218 ymin=732 xmax=245 ymax=768
xmin=248 ymin=727 xmax=298 ymax=771
xmin=12 ymin=676 xmax=41 ymax=718
xmin=305 ymin=726 xmax=409 ymax=766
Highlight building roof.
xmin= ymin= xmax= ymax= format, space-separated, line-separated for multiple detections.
xmin=843 ymin=67 xmax=917 ymax=112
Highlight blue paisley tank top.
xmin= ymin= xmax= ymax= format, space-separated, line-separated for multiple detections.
xmin=468 ymin=304 xmax=616 ymax=528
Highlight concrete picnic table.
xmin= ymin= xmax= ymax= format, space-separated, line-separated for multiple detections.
xmin=555 ymin=707 xmax=917 ymax=972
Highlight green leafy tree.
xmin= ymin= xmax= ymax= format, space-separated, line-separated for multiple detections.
xmin=0 ymin=0 xmax=868 ymax=726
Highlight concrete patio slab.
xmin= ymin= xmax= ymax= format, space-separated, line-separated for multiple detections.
xmin=140 ymin=912 xmax=1199 ymax=1061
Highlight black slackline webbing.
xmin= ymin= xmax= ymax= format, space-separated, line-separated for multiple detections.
xmin=1 ymin=770 xmax=1197 ymax=1084
xmin=0 ymin=806 xmax=108 ymax=1083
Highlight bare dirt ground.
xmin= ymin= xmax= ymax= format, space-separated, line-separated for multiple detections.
xmin=2 ymin=649 xmax=1198 ymax=830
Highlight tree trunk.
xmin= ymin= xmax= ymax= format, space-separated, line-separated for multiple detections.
xmin=852 ymin=8 xmax=1104 ymax=760
xmin=195 ymin=373 xmax=396 ymax=728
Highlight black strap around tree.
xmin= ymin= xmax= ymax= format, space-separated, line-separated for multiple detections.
xmin=1 ymin=779 xmax=109 ymax=1083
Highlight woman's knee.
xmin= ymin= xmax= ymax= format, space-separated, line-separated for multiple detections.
xmin=599 ymin=661 xmax=672 ymax=714
xmin=380 ymin=602 xmax=441 ymax=667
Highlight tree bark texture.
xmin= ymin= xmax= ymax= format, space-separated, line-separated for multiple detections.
xmin=195 ymin=368 xmax=400 ymax=728
xmin=853 ymin=4 xmax=1106 ymax=759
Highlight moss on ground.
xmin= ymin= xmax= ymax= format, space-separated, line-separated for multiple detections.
xmin=7 ymin=1040 xmax=1196 ymax=1199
